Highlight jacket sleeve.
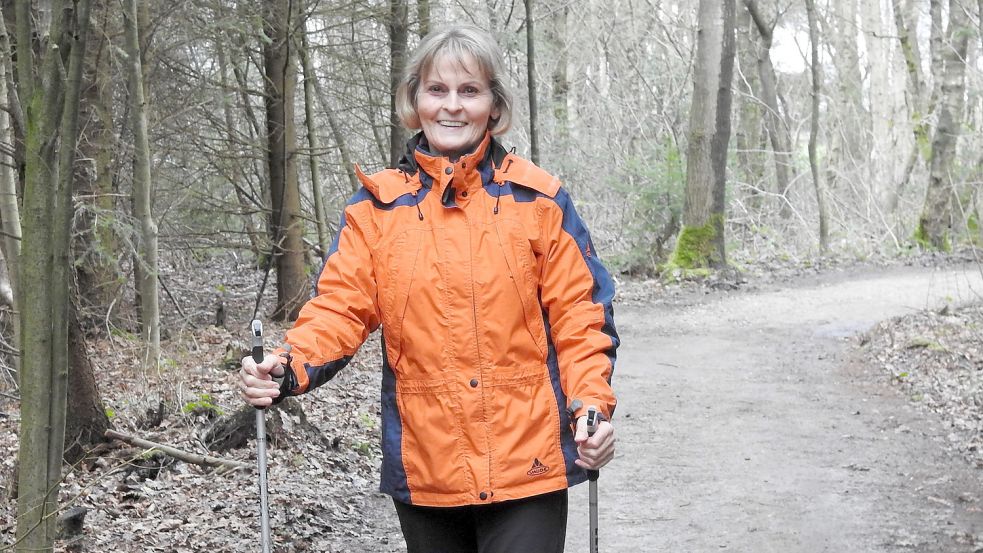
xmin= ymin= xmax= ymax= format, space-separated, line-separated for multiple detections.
xmin=274 ymin=201 xmax=381 ymax=398
xmin=538 ymin=188 xmax=619 ymax=420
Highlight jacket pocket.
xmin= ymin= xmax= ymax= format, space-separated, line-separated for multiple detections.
xmin=396 ymin=378 xmax=472 ymax=496
xmin=377 ymin=229 xmax=423 ymax=368
xmin=487 ymin=365 xmax=563 ymax=490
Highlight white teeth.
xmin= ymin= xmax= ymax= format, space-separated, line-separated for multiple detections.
xmin=439 ymin=121 xmax=466 ymax=127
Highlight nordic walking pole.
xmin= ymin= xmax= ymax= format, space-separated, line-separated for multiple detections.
xmin=251 ymin=320 xmax=272 ymax=553
xmin=586 ymin=405 xmax=600 ymax=553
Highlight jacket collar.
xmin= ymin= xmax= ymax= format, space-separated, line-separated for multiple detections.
xmin=410 ymin=132 xmax=493 ymax=198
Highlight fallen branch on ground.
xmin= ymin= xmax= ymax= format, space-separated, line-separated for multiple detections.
xmin=105 ymin=429 xmax=251 ymax=471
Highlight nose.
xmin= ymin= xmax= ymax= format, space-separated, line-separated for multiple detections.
xmin=444 ymin=92 xmax=463 ymax=111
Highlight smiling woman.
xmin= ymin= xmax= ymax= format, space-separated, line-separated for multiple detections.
xmin=238 ymin=23 xmax=619 ymax=553
xmin=413 ymin=55 xmax=499 ymax=160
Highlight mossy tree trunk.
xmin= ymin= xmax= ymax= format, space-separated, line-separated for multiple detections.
xmin=917 ymin=0 xmax=970 ymax=251
xmin=15 ymin=0 xmax=92 ymax=550
xmin=673 ymin=0 xmax=734 ymax=270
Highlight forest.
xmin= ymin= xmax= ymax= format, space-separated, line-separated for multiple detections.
xmin=1 ymin=0 xmax=982 ymax=551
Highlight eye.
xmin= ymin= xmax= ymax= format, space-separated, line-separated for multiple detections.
xmin=426 ymin=84 xmax=446 ymax=94
xmin=462 ymin=86 xmax=480 ymax=96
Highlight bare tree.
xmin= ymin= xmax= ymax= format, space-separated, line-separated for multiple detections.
xmin=742 ymin=0 xmax=794 ymax=216
xmin=124 ymin=0 xmax=160 ymax=366
xmin=264 ymin=0 xmax=307 ymax=321
xmin=805 ymin=0 xmax=829 ymax=252
xmin=298 ymin=16 xmax=330 ymax=256
xmin=917 ymin=0 xmax=971 ymax=250
xmin=15 ymin=0 xmax=92 ymax=549
xmin=389 ymin=0 xmax=409 ymax=166
xmin=673 ymin=0 xmax=734 ymax=269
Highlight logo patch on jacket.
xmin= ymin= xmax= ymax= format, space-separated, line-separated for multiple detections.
xmin=527 ymin=458 xmax=550 ymax=476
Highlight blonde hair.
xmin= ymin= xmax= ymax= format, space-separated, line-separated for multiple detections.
xmin=395 ymin=25 xmax=513 ymax=135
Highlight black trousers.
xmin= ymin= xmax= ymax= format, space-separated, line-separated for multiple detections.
xmin=393 ymin=490 xmax=568 ymax=553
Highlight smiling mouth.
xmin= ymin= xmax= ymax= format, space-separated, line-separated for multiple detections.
xmin=439 ymin=121 xmax=466 ymax=127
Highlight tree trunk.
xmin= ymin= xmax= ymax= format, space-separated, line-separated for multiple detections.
xmin=0 ymin=9 xmax=20 ymax=375
xmin=918 ymin=1 xmax=970 ymax=250
xmin=743 ymin=0 xmax=794 ymax=216
xmin=734 ymin=5 xmax=764 ymax=209
xmin=709 ymin=0 xmax=735 ymax=267
xmin=76 ymin=0 xmax=123 ymax=327
xmin=389 ymin=0 xmax=408 ymax=167
xmin=264 ymin=0 xmax=307 ymax=321
xmin=123 ymin=0 xmax=159 ymax=368
xmin=672 ymin=0 xmax=726 ymax=269
xmin=547 ymin=3 xmax=569 ymax=147
xmin=417 ymin=0 xmax=430 ymax=38
xmin=524 ymin=0 xmax=540 ymax=164
xmin=298 ymin=20 xmax=329 ymax=257
xmin=805 ymin=0 xmax=829 ymax=253
xmin=65 ymin=309 xmax=111 ymax=465
xmin=16 ymin=0 xmax=91 ymax=549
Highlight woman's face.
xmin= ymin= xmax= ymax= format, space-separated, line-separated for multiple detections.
xmin=416 ymin=54 xmax=499 ymax=160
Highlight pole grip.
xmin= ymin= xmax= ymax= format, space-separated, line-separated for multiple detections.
xmin=586 ymin=406 xmax=599 ymax=481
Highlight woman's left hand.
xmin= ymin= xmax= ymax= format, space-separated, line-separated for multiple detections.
xmin=574 ymin=416 xmax=615 ymax=470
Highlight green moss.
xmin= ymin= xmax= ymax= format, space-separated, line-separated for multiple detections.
xmin=669 ymin=217 xmax=721 ymax=270
xmin=913 ymin=219 xmax=951 ymax=252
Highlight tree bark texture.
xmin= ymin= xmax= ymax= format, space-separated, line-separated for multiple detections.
xmin=673 ymin=0 xmax=725 ymax=270
xmin=264 ymin=0 xmax=307 ymax=321
xmin=524 ymin=0 xmax=540 ymax=164
xmin=65 ymin=309 xmax=110 ymax=466
xmin=918 ymin=1 xmax=970 ymax=250
xmin=0 ymin=8 xmax=20 ymax=373
xmin=417 ymin=0 xmax=430 ymax=38
xmin=76 ymin=0 xmax=123 ymax=326
xmin=15 ymin=0 xmax=92 ymax=550
xmin=709 ymin=0 xmax=735 ymax=267
xmin=734 ymin=5 xmax=764 ymax=207
xmin=389 ymin=0 xmax=408 ymax=167
xmin=123 ymin=0 xmax=160 ymax=367
xmin=805 ymin=0 xmax=829 ymax=253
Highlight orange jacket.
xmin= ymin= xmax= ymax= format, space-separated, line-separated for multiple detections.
xmin=276 ymin=133 xmax=618 ymax=506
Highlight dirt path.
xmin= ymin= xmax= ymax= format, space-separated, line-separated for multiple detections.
xmin=562 ymin=265 xmax=983 ymax=552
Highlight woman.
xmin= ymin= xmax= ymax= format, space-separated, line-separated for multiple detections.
xmin=240 ymin=24 xmax=618 ymax=553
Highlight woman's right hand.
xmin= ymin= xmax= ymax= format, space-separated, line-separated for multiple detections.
xmin=239 ymin=353 xmax=286 ymax=407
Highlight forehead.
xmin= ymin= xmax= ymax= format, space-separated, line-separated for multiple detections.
xmin=422 ymin=52 xmax=489 ymax=82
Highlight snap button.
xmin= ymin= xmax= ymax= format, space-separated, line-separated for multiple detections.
xmin=470 ymin=379 xmax=478 ymax=388
xmin=479 ymin=492 xmax=488 ymax=500
xmin=444 ymin=167 xmax=453 ymax=175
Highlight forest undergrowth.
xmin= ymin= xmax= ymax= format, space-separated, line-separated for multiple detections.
xmin=0 ymin=246 xmax=981 ymax=551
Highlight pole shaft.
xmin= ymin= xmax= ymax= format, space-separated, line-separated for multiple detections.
xmin=257 ymin=409 xmax=271 ymax=552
